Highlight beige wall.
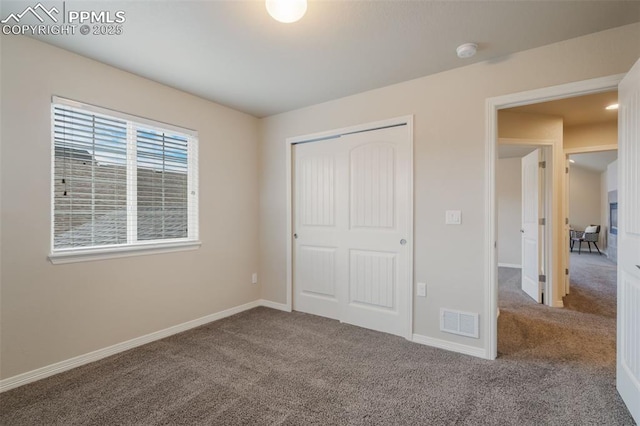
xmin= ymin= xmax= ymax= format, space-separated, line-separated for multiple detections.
xmin=569 ymin=165 xmax=602 ymax=232
xmin=498 ymin=111 xmax=563 ymax=141
xmin=497 ymin=158 xmax=522 ymax=267
xmin=564 ymin=121 xmax=617 ymax=150
xmin=608 ymin=159 xmax=619 ymax=192
xmin=259 ymin=24 xmax=640 ymax=349
xmin=0 ymin=36 xmax=260 ymax=379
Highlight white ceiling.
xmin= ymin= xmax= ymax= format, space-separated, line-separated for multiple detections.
xmin=497 ymin=145 xmax=537 ymax=159
xmin=570 ymin=151 xmax=618 ymax=172
xmin=506 ymin=91 xmax=619 ymax=127
xmin=2 ymin=1 xmax=639 ymax=117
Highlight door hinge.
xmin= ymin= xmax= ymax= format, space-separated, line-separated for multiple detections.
xmin=566 ymin=167 xmax=569 ymax=173
xmin=565 ymin=268 xmax=569 ymax=275
xmin=539 ymin=161 xmax=546 ymax=168
xmin=539 ymin=274 xmax=546 ymax=283
xmin=539 ymin=218 xmax=546 ymax=226
xmin=565 ymin=218 xmax=569 ymax=225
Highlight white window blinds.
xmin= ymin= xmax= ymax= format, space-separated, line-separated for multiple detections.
xmin=52 ymin=97 xmax=198 ymax=253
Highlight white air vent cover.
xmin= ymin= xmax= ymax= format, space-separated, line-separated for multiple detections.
xmin=440 ymin=308 xmax=479 ymax=338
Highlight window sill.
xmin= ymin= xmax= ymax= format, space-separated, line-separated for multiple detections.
xmin=48 ymin=240 xmax=202 ymax=264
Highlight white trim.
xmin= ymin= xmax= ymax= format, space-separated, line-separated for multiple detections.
xmin=285 ymin=116 xmax=414 ymax=340
xmin=0 ymin=300 xmax=262 ymax=393
xmin=498 ymin=263 xmax=521 ymax=268
xmin=187 ymin=134 xmax=199 ymax=241
xmin=563 ymin=144 xmax=618 ymax=154
xmin=50 ymin=99 xmax=200 ymax=259
xmin=285 ymin=135 xmax=293 ymax=311
xmin=499 ymin=138 xmax=556 ymax=146
xmin=48 ymin=240 xmax=202 ymax=264
xmin=287 ymin=116 xmax=413 ymax=145
xmin=406 ymin=117 xmax=415 ymax=341
xmin=412 ymin=333 xmax=486 ymax=359
xmin=485 ymin=73 xmax=624 ymax=361
xmin=259 ymin=299 xmax=291 ymax=312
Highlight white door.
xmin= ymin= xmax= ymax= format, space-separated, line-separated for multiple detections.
xmin=565 ymin=157 xmax=571 ymax=295
xmin=617 ymin=58 xmax=640 ymax=423
xmin=521 ymin=149 xmax=543 ymax=303
xmin=293 ymin=125 xmax=411 ymax=337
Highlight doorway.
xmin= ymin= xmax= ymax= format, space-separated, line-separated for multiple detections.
xmin=485 ymin=74 xmax=623 ymax=359
xmin=497 ymin=143 xmax=553 ymax=305
xmin=285 ymin=117 xmax=414 ymax=339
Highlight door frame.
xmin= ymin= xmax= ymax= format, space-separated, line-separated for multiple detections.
xmin=285 ymin=115 xmax=414 ymax=339
xmin=564 ymin=144 xmax=618 ymax=294
xmin=485 ymin=74 xmax=624 ymax=360
xmin=498 ymin=141 xmax=554 ymax=304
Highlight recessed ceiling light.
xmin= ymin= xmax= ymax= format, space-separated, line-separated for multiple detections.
xmin=606 ymin=103 xmax=619 ymax=110
xmin=456 ymin=43 xmax=477 ymax=59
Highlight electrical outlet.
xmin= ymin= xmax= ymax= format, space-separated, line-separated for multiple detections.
xmin=417 ymin=282 xmax=426 ymax=297
xmin=252 ymin=273 xmax=258 ymax=284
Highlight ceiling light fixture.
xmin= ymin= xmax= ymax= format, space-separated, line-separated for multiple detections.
xmin=569 ymin=159 xmax=575 ymax=163
xmin=456 ymin=43 xmax=478 ymax=59
xmin=605 ymin=103 xmax=619 ymax=110
xmin=266 ymin=0 xmax=307 ymax=23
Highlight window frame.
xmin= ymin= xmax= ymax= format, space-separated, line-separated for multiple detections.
xmin=49 ymin=96 xmax=200 ymax=264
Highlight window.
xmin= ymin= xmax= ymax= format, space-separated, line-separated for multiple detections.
xmin=50 ymin=97 xmax=199 ymax=263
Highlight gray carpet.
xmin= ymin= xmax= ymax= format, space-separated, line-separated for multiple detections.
xmin=1 ymin=254 xmax=634 ymax=425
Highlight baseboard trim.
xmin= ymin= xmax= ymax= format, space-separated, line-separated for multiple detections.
xmin=0 ymin=300 xmax=264 ymax=393
xmin=259 ymin=299 xmax=291 ymax=312
xmin=412 ymin=333 xmax=486 ymax=359
xmin=552 ymin=299 xmax=565 ymax=308
xmin=498 ymin=263 xmax=521 ymax=268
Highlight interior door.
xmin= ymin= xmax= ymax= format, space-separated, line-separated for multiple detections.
xmin=293 ymin=125 xmax=411 ymax=338
xmin=617 ymin=58 xmax=640 ymax=424
xmin=293 ymin=138 xmax=343 ymax=320
xmin=565 ymin=157 xmax=571 ymax=296
xmin=521 ymin=149 xmax=543 ymax=303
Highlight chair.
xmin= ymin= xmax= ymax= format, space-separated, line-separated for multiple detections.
xmin=570 ymin=225 xmax=601 ymax=254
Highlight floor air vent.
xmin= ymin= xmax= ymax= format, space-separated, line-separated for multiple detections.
xmin=440 ymin=308 xmax=479 ymax=338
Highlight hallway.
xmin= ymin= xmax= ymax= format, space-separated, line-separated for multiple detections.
xmin=497 ymin=254 xmax=616 ymax=364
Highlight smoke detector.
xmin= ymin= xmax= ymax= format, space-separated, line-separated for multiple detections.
xmin=456 ymin=43 xmax=478 ymax=59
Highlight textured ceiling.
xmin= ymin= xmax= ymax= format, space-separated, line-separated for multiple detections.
xmin=2 ymin=0 xmax=639 ymax=117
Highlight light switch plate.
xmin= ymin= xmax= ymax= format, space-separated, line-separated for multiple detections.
xmin=417 ymin=282 xmax=426 ymax=297
xmin=446 ymin=210 xmax=462 ymax=225
xmin=252 ymin=273 xmax=258 ymax=284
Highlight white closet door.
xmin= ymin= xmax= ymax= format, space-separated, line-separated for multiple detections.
xmin=293 ymin=138 xmax=344 ymax=320
xmin=293 ymin=125 xmax=411 ymax=337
